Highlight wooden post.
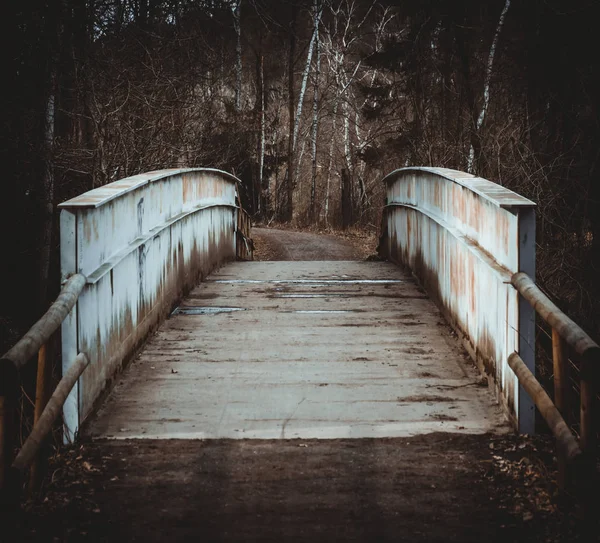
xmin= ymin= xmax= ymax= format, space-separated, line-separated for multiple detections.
xmin=28 ymin=345 xmax=49 ymax=494
xmin=508 ymin=352 xmax=581 ymax=462
xmin=552 ymin=329 xmax=568 ymax=489
xmin=552 ymin=330 xmax=568 ymax=412
xmin=12 ymin=353 xmax=89 ymax=474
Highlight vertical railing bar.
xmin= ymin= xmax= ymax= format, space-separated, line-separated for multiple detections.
xmin=517 ymin=208 xmax=536 ymax=435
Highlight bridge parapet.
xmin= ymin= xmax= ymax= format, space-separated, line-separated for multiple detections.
xmin=379 ymin=167 xmax=536 ymax=432
xmin=59 ymin=168 xmax=243 ymax=440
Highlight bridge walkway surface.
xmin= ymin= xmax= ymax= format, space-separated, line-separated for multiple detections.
xmin=17 ymin=230 xmax=573 ymax=542
xmin=89 ymin=260 xmax=506 ymax=440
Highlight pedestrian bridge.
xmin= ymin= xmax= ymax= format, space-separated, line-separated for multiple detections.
xmin=2 ymin=167 xmax=598 ymax=537
xmin=54 ymin=166 xmax=539 ymax=441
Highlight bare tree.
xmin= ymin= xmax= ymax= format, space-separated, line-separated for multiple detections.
xmin=467 ymin=0 xmax=511 ymax=173
xmin=310 ymin=0 xmax=322 ymax=221
xmin=231 ymin=0 xmax=243 ymax=111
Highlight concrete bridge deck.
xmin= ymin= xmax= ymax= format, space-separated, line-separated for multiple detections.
xmin=88 ymin=260 xmax=506 ymax=440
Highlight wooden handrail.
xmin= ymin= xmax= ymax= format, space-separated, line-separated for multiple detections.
xmin=511 ymin=271 xmax=598 ymax=490
xmin=508 ymin=352 xmax=581 ymax=462
xmin=12 ymin=353 xmax=89 ymax=474
xmin=0 ymin=273 xmax=86 ymax=497
xmin=511 ymin=272 xmax=598 ymax=360
xmin=1 ymin=274 xmax=86 ymax=370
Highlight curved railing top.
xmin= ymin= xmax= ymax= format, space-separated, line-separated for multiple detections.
xmin=382 ymin=167 xmax=536 ymax=209
xmin=59 ymin=168 xmax=241 ymax=209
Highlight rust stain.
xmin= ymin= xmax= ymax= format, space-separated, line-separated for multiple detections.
xmin=497 ymin=210 xmax=510 ymax=256
xmin=505 ymin=370 xmax=515 ymax=415
xmin=469 ymin=261 xmax=476 ymax=314
xmin=77 ymin=207 xmax=238 ymax=425
xmin=182 ymin=173 xmax=194 ymax=204
xmin=450 ymin=245 xmax=465 ymax=308
xmin=476 ymin=327 xmax=497 ymax=381
xmin=433 ymin=180 xmax=442 ymax=208
xmin=456 ymin=185 xmax=466 ymax=224
xmin=465 ymin=192 xmax=480 ymax=235
xmin=81 ymin=213 xmax=99 ymax=244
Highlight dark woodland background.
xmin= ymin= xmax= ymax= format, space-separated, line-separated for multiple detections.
xmin=2 ymin=0 xmax=600 ymax=360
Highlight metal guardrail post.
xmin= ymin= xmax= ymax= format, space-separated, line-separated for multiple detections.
xmin=517 ymin=208 xmax=536 ymax=435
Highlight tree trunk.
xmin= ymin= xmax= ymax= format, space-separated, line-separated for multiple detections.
xmin=341 ymin=168 xmax=352 ymax=229
xmin=257 ymin=52 xmax=266 ymax=217
xmin=293 ymin=3 xmax=322 ymax=152
xmin=284 ymin=4 xmax=296 ymax=221
xmin=37 ymin=0 xmax=61 ymax=314
xmin=324 ymin=99 xmax=339 ymax=226
xmin=232 ymin=1 xmax=242 ymax=111
xmin=467 ymin=0 xmax=511 ymax=174
xmin=454 ymin=27 xmax=480 ymax=173
xmin=38 ymin=75 xmax=56 ymax=314
xmin=310 ymin=0 xmax=321 ymax=223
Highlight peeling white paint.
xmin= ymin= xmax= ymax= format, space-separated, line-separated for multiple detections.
xmin=59 ymin=168 xmax=240 ymax=440
xmin=381 ymin=167 xmax=536 ymax=432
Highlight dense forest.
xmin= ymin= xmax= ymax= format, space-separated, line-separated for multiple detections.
xmin=2 ymin=0 xmax=599 ymax=350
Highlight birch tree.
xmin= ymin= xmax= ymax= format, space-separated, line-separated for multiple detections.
xmin=292 ymin=1 xmax=323 ymax=152
xmin=467 ymin=0 xmax=510 ymax=173
xmin=39 ymin=64 xmax=57 ymax=312
xmin=310 ymin=0 xmax=322 ymax=221
xmin=258 ymin=52 xmax=266 ymax=215
xmin=284 ymin=3 xmax=297 ymax=221
xmin=231 ymin=0 xmax=243 ymax=111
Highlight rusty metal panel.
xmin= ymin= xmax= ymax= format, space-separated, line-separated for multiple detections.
xmin=59 ymin=169 xmax=241 ymax=438
xmin=381 ymin=167 xmax=535 ymax=430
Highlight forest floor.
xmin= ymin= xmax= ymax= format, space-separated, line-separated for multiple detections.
xmin=9 ymin=226 xmax=592 ymax=542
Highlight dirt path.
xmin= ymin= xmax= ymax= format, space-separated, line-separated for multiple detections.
xmin=16 ymin=434 xmax=579 ymax=543
xmin=251 ymin=227 xmax=376 ymax=261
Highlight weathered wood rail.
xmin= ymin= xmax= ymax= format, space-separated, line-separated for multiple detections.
xmin=0 ymin=274 xmax=88 ymax=504
xmin=510 ymin=272 xmax=598 ymax=489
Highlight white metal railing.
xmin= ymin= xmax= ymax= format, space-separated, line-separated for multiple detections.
xmin=379 ymin=167 xmax=536 ymax=432
xmin=58 ymin=168 xmax=243 ymax=440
